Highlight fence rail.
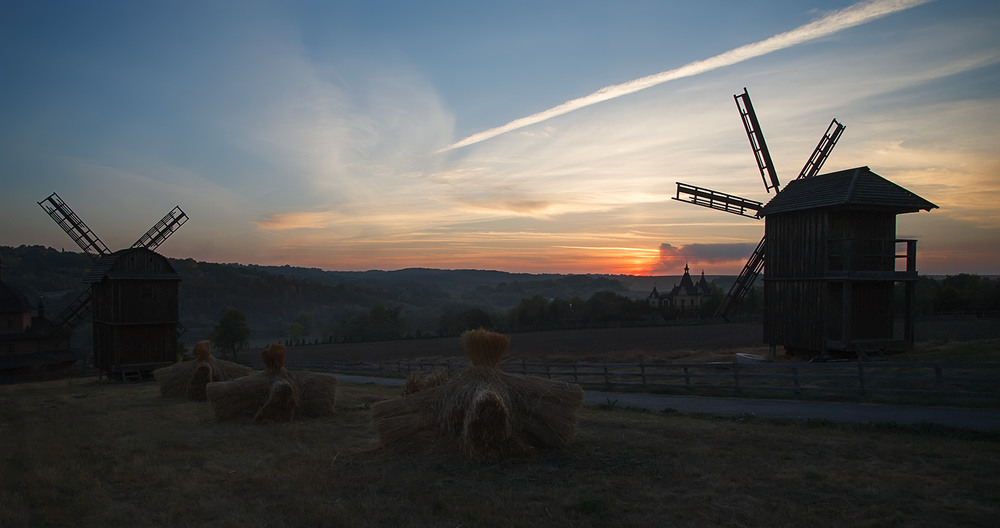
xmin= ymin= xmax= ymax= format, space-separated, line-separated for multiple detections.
xmin=282 ymin=358 xmax=1000 ymax=402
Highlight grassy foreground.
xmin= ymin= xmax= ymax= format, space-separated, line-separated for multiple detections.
xmin=2 ymin=377 xmax=998 ymax=528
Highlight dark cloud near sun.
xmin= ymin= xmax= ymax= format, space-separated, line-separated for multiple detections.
xmin=658 ymin=242 xmax=757 ymax=270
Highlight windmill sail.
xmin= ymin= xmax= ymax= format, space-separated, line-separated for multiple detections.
xmin=38 ymin=193 xmax=111 ymax=261
xmin=673 ymin=182 xmax=763 ymax=218
xmin=132 ymin=206 xmax=189 ymax=251
xmin=735 ymin=88 xmax=780 ymax=193
xmin=50 ymin=289 xmax=93 ymax=332
xmin=797 ymin=119 xmax=845 ymax=180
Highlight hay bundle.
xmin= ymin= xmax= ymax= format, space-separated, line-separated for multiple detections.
xmin=152 ymin=340 xmax=254 ymax=400
xmin=460 ymin=327 xmax=509 ymax=367
xmin=403 ymin=370 xmax=449 ymax=395
xmin=205 ymin=343 xmax=338 ymax=422
xmin=294 ymin=370 xmax=340 ymax=418
xmin=372 ymin=329 xmax=583 ymax=459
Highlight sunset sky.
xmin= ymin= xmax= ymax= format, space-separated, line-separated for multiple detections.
xmin=2 ymin=0 xmax=998 ymax=276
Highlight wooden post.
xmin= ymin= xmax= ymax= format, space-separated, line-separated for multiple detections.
xmin=683 ymin=366 xmax=691 ymax=390
xmin=792 ymin=366 xmax=801 ymax=396
xmin=842 ymin=280 xmax=853 ymax=352
xmin=857 ymin=361 xmax=866 ymax=395
xmin=640 ymin=363 xmax=647 ymax=388
xmin=904 ymin=278 xmax=917 ymax=346
xmin=733 ymin=362 xmax=741 ymax=393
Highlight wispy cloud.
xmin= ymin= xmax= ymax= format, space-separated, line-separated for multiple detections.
xmin=439 ymin=0 xmax=933 ymax=152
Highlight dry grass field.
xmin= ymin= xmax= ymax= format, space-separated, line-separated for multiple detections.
xmin=3 ymin=367 xmax=999 ymax=527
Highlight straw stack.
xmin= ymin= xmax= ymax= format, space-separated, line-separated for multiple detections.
xmin=153 ymin=340 xmax=254 ymax=401
xmin=205 ymin=343 xmax=338 ymax=422
xmin=372 ymin=328 xmax=584 ymax=459
xmin=403 ymin=370 xmax=449 ymax=396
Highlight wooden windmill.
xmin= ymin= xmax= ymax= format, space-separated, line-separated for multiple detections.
xmin=673 ymin=88 xmax=845 ymax=319
xmin=38 ymin=192 xmax=188 ymax=377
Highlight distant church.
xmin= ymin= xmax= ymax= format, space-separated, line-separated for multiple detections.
xmin=649 ymin=264 xmax=713 ymax=315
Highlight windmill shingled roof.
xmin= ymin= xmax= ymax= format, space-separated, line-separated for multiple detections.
xmin=757 ymin=166 xmax=938 ymax=216
xmin=83 ymin=247 xmax=179 ymax=283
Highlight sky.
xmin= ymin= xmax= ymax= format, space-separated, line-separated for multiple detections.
xmin=1 ymin=0 xmax=998 ymax=276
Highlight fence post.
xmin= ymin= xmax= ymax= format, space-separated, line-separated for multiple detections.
xmin=522 ymin=359 xmax=527 ymax=376
xmin=792 ymin=366 xmax=801 ymax=396
xmin=857 ymin=361 xmax=866 ymax=396
xmin=546 ymin=364 xmax=551 ymax=379
xmin=603 ymin=365 xmax=610 ymax=391
xmin=733 ymin=362 xmax=741 ymax=393
xmin=573 ymin=364 xmax=579 ymax=384
xmin=684 ymin=366 xmax=691 ymax=390
xmin=640 ymin=363 xmax=647 ymax=388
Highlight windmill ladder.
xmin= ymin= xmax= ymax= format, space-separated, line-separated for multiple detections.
xmin=716 ymin=236 xmax=766 ymax=319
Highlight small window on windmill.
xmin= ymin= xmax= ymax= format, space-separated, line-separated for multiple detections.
xmin=141 ymin=284 xmax=154 ymax=300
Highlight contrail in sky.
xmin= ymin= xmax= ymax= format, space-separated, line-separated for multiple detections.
xmin=440 ymin=0 xmax=932 ymax=152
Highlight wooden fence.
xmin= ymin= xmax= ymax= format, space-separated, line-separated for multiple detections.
xmin=282 ymin=358 xmax=1000 ymax=401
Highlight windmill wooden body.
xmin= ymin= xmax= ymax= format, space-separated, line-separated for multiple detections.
xmin=758 ymin=166 xmax=936 ymax=356
xmin=38 ymin=193 xmax=188 ymax=378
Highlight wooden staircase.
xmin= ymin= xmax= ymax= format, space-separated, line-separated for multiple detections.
xmin=715 ymin=236 xmax=766 ymax=319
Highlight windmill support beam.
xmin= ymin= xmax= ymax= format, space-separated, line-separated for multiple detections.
xmin=674 ymin=183 xmax=763 ymax=219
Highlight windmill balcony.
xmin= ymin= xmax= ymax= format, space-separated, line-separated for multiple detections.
xmin=825 ymin=239 xmax=918 ymax=281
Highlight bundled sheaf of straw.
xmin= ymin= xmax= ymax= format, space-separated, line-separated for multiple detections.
xmin=403 ymin=370 xmax=450 ymax=395
xmin=372 ymin=329 xmax=583 ymax=459
xmin=153 ymin=340 xmax=253 ymax=401
xmin=460 ymin=327 xmax=509 ymax=367
xmin=205 ymin=343 xmax=337 ymax=422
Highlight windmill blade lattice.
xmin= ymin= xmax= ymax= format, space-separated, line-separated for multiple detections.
xmin=735 ymin=88 xmax=781 ymax=194
xmin=797 ymin=119 xmax=845 ymax=180
xmin=38 ymin=193 xmax=111 ymax=261
xmin=132 ymin=206 xmax=189 ymax=251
